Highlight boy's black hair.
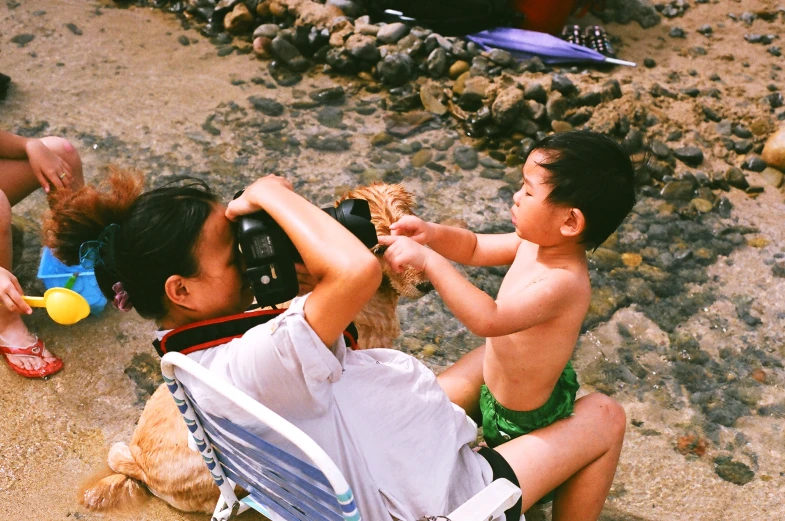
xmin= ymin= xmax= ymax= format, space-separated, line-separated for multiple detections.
xmin=535 ymin=131 xmax=636 ymax=250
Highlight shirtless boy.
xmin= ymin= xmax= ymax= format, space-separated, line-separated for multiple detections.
xmin=379 ymin=130 xmax=636 ymax=509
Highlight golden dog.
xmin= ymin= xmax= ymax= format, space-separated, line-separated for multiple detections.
xmin=79 ymin=183 xmax=432 ymax=513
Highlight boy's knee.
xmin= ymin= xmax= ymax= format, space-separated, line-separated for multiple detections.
xmin=585 ymin=392 xmax=626 ymax=439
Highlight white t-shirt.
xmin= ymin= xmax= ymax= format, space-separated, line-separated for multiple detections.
xmin=174 ymin=295 xmax=494 ymax=521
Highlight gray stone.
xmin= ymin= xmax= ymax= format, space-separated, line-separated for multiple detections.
xmin=346 ymin=33 xmax=380 ymax=62
xmin=426 ymin=48 xmax=448 ymax=78
xmin=248 ymin=96 xmax=284 ymax=116
xmin=523 ymin=82 xmax=547 ymax=103
xmin=317 ymin=106 xmax=344 ymax=128
xmin=550 ymin=74 xmax=576 ymax=96
xmin=673 ymin=146 xmax=704 ymax=167
xmin=309 ymin=86 xmax=345 ymax=105
xmin=742 ymin=155 xmax=767 ymax=172
xmin=546 ymin=91 xmax=568 ymax=122
xmin=377 ymin=53 xmax=415 ymax=86
xmin=453 ymin=146 xmax=478 ymax=170
xmin=253 ymin=24 xmax=279 ymax=39
xmin=377 ymin=23 xmax=409 ymax=44
xmin=487 ymin=49 xmax=512 ymax=66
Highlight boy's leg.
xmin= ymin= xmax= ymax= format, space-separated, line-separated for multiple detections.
xmin=0 ymin=136 xmax=83 ymax=205
xmin=494 ymin=392 xmax=626 ymax=521
xmin=436 ymin=344 xmax=485 ymax=423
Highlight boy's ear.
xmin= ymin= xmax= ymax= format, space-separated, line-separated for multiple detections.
xmin=164 ymin=274 xmax=194 ymax=310
xmin=561 ymin=207 xmax=586 ymax=239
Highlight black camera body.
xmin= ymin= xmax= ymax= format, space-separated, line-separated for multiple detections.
xmin=235 ymin=196 xmax=378 ymax=308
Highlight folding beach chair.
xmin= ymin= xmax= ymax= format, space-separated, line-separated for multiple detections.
xmin=161 ymin=352 xmax=523 ymax=521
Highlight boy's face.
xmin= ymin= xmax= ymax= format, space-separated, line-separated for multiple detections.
xmin=511 ymin=150 xmax=568 ymax=245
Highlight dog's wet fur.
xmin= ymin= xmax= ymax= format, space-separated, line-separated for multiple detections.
xmin=79 ymin=183 xmax=431 ymax=513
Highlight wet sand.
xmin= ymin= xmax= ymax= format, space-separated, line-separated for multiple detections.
xmin=1 ymin=0 xmax=784 ymax=520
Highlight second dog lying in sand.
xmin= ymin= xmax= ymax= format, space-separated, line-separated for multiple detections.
xmin=79 ymin=182 xmax=432 ymax=513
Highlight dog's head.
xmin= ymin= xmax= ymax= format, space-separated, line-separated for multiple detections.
xmin=337 ymin=183 xmax=433 ymax=300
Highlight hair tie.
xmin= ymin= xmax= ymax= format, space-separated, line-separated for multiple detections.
xmin=79 ymin=223 xmax=121 ymax=273
xmin=112 ymin=282 xmax=133 ymax=312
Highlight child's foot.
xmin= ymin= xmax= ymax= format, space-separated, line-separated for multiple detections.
xmin=0 ymin=329 xmax=62 ymax=378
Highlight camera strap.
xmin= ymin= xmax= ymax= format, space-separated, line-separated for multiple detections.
xmin=153 ymin=308 xmax=359 ymax=357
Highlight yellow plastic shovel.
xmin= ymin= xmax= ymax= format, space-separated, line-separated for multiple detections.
xmin=23 ymin=287 xmax=90 ymax=325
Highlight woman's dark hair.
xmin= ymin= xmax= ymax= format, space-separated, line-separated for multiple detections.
xmin=535 ymin=131 xmax=636 ymax=250
xmin=44 ymin=168 xmax=218 ymax=319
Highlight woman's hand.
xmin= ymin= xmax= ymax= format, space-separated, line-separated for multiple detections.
xmin=377 ymin=235 xmax=431 ymax=273
xmin=225 ymin=175 xmax=293 ymax=221
xmin=25 ymin=138 xmax=73 ymax=193
xmin=389 ymin=215 xmax=434 ymax=245
xmin=0 ymin=267 xmax=31 ymax=315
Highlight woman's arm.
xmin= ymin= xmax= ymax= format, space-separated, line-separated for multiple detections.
xmin=227 ymin=176 xmax=382 ymax=347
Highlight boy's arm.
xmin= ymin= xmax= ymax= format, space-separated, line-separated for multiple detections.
xmin=393 ymin=216 xmax=521 ymax=266
xmin=380 ymin=236 xmax=575 ymax=338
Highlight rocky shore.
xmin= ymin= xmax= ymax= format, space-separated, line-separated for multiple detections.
xmin=1 ymin=0 xmax=784 ymax=520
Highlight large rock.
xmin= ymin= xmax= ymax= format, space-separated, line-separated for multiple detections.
xmin=377 ymin=53 xmax=416 ymax=86
xmin=491 ymin=87 xmax=525 ymax=128
xmin=761 ymin=126 xmax=785 ymax=171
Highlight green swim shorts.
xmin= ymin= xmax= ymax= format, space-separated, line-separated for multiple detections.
xmin=479 ymin=361 xmax=580 ymax=504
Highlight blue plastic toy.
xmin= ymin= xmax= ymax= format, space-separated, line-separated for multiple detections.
xmin=37 ymin=247 xmax=108 ymax=315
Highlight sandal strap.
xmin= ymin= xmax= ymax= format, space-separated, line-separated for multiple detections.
xmin=0 ymin=337 xmax=46 ymax=357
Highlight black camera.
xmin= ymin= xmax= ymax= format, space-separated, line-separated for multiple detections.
xmin=234 ymin=194 xmax=378 ymax=308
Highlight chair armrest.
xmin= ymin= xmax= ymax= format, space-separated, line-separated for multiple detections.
xmin=447 ymin=478 xmax=522 ymax=521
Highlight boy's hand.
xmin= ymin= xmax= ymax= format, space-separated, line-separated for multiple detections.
xmin=0 ymin=267 xmax=32 ymax=315
xmin=378 ymin=235 xmax=430 ymax=273
xmin=25 ymin=139 xmax=73 ymax=193
xmin=389 ymin=215 xmax=433 ymax=245
xmin=226 ymin=175 xmax=293 ymax=221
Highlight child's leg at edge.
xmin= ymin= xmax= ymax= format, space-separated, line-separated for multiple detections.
xmin=437 ymin=344 xmax=485 ymax=423
xmin=0 ymin=136 xmax=84 ymax=205
xmin=495 ymin=392 xmax=626 ymax=521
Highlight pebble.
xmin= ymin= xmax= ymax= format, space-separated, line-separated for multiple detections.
xmin=253 ymin=24 xmax=279 ymax=40
xmin=673 ymin=146 xmax=704 ymax=167
xmin=487 ymin=49 xmax=512 ymax=66
xmin=268 ymin=61 xmax=302 ymax=86
xmin=432 ymin=136 xmax=454 ymax=151
xmin=523 ymin=82 xmax=547 ymax=103
xmin=761 ymin=126 xmax=785 ymax=170
xmin=669 ymin=27 xmax=686 ymax=38
xmin=491 ymin=87 xmax=525 ymax=128
xmin=178 ymin=35 xmax=190 ymax=46
xmin=651 ymin=140 xmax=671 ymax=158
xmin=546 ymin=91 xmax=568 ymax=122
xmin=11 ymin=33 xmax=35 ymax=46
xmin=448 ymin=60 xmax=470 ymax=79
xmin=453 ymin=146 xmax=478 ymax=170
xmin=643 ymin=58 xmax=657 ymax=68
xmin=65 ymin=23 xmax=82 ymax=36
xmin=377 ymin=23 xmax=409 ymax=44
xmin=742 ymin=155 xmax=767 ymax=172
xmin=760 ymin=167 xmax=783 ymax=188
xmin=317 ymin=106 xmax=344 ymax=128
xmin=378 ymin=53 xmax=415 ymax=87
xmin=550 ymin=74 xmax=576 ymax=96
xmin=305 ymin=134 xmax=351 ymax=151
xmin=248 ymin=96 xmax=284 ymax=116
xmin=309 ymin=86 xmax=345 ymax=105
xmin=427 ymin=48 xmax=448 ymax=78
xmin=411 ymin=149 xmax=432 ymax=168
xmin=725 ymin=167 xmax=749 ymax=190
xmin=326 ymin=48 xmax=356 ymax=74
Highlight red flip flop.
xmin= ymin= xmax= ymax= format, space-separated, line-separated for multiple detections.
xmin=0 ymin=337 xmax=63 ymax=378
